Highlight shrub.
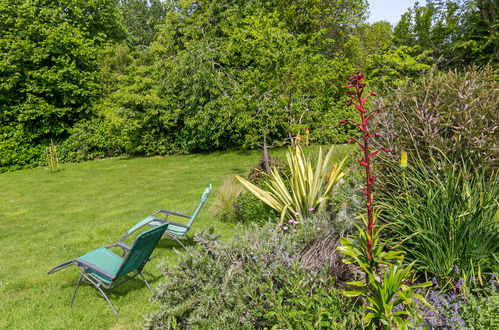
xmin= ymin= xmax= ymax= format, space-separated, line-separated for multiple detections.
xmin=381 ymin=157 xmax=499 ymax=288
xmin=60 ymin=118 xmax=126 ymax=162
xmin=246 ymin=153 xmax=284 ymax=184
xmin=252 ymin=267 xmax=363 ymax=329
xmin=145 ymin=216 xmax=361 ymax=329
xmin=375 ymin=66 xmax=498 ymax=169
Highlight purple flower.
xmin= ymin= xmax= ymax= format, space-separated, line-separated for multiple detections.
xmin=293 ymin=220 xmax=299 ymax=225
xmin=453 ymin=265 xmax=459 ymax=274
xmin=288 ymin=219 xmax=294 ymax=223
xmin=282 ymin=226 xmax=289 ymax=231
xmin=431 ymin=277 xmax=439 ymax=287
xmin=292 ymin=228 xmax=297 ymax=233
xmin=308 ymin=208 xmax=315 ymax=212
xmin=456 ymin=278 xmax=463 ymax=290
xmin=294 ymin=211 xmax=300 ymax=215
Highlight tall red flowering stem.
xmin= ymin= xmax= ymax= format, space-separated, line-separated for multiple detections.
xmin=341 ymin=73 xmax=389 ymax=260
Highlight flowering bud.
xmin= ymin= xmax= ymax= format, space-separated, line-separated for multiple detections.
xmin=400 ymin=152 xmax=408 ymax=168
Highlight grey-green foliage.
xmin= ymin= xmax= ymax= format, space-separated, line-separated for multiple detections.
xmin=145 ymin=216 xmax=362 ymax=329
xmin=375 ymin=66 xmax=498 ymax=169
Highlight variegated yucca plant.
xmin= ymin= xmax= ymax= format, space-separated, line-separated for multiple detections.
xmin=236 ymin=146 xmax=347 ymax=224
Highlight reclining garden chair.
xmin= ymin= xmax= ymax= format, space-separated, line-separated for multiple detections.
xmin=48 ymin=222 xmax=169 ymax=317
xmin=119 ymin=184 xmax=212 ymax=249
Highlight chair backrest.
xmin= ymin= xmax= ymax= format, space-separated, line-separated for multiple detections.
xmin=115 ymin=223 xmax=169 ymax=279
xmin=186 ymin=184 xmax=212 ymax=228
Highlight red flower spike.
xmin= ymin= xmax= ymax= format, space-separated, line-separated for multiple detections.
xmin=342 ymin=72 xmax=387 ymax=262
xmin=340 ymin=120 xmax=347 ymax=124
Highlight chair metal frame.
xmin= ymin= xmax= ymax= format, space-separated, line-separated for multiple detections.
xmin=48 ymin=224 xmax=168 ymax=317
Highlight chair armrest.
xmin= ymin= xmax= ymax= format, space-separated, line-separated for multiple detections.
xmin=153 ymin=209 xmax=190 ymax=219
xmin=105 ymin=242 xmax=130 ymax=257
xmin=165 ymin=220 xmax=189 ymax=229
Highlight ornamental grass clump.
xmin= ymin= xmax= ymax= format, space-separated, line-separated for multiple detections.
xmin=337 ymin=73 xmax=432 ymax=329
xmin=380 ymin=155 xmax=499 ymax=289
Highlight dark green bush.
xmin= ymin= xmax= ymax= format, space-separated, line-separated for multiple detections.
xmin=145 ymin=216 xmax=362 ymax=329
xmin=232 ymin=192 xmax=277 ymax=225
xmin=60 ymin=118 xmax=126 ymax=162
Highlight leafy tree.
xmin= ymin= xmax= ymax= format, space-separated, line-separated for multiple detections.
xmin=90 ymin=0 xmax=366 ymax=156
xmin=393 ymin=0 xmax=498 ymax=67
xmin=0 ymin=0 xmax=124 ymax=170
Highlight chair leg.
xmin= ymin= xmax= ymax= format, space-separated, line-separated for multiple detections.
xmin=139 ymin=273 xmax=153 ymax=295
xmin=70 ymin=272 xmax=84 ymax=306
xmin=173 ymin=236 xmax=187 ymax=249
xmin=95 ymin=284 xmax=119 ymax=317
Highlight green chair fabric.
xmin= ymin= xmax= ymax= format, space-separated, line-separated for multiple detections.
xmin=120 ymin=184 xmax=212 ymax=248
xmin=48 ymin=223 xmax=169 ymax=316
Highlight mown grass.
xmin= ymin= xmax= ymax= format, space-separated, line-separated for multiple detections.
xmin=0 ymin=145 xmax=352 ymax=329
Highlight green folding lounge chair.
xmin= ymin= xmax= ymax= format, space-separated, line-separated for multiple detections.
xmin=119 ymin=184 xmax=212 ymax=249
xmin=48 ymin=222 xmax=169 ymax=317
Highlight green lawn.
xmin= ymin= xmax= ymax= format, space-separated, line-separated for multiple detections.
xmin=0 ymin=146 xmax=351 ymax=329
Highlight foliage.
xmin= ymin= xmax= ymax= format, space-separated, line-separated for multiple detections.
xmin=375 ymin=66 xmax=499 ymax=170
xmin=0 ymin=0 xmax=124 ymax=170
xmin=246 ymin=153 xmax=284 ymax=184
xmin=380 ymin=157 xmax=499 ymax=288
xmin=60 ymin=118 xmax=126 ymax=162
xmin=252 ymin=267 xmax=363 ymax=329
xmin=88 ymin=0 xmax=365 ymax=158
xmin=461 ymin=285 xmax=499 ymax=329
xmin=236 ymin=146 xmax=346 ymax=224
xmin=231 ymin=191 xmax=277 ymax=225
xmin=118 ymin=0 xmax=166 ymax=48
xmin=145 ymin=216 xmax=362 ymax=329
xmin=393 ymin=0 xmax=498 ymax=67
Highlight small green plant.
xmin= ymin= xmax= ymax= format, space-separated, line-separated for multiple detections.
xmin=46 ymin=140 xmax=60 ymax=172
xmin=236 ymin=145 xmax=346 ymax=224
xmin=337 ymin=73 xmax=432 ymax=329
